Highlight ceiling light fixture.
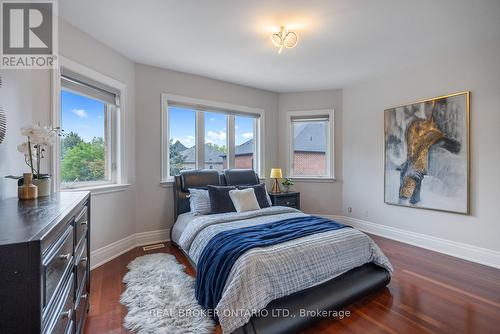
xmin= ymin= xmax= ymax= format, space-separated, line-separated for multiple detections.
xmin=270 ymin=26 xmax=298 ymax=54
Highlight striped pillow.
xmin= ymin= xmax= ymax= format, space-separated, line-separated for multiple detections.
xmin=188 ymin=188 xmax=211 ymax=215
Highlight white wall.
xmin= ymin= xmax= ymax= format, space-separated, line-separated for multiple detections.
xmin=135 ymin=64 xmax=279 ymax=233
xmin=0 ymin=70 xmax=50 ymax=200
xmin=277 ymin=90 xmax=343 ymax=215
xmin=342 ymin=37 xmax=500 ymax=252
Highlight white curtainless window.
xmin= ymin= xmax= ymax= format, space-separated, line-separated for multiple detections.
xmin=161 ymin=94 xmax=264 ymax=182
xmin=56 ymin=66 xmax=123 ymax=190
xmin=287 ymin=110 xmax=335 ymax=179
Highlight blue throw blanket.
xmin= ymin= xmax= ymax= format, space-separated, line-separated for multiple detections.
xmin=195 ymin=215 xmax=349 ymax=312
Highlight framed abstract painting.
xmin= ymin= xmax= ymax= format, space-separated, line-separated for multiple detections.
xmin=384 ymin=92 xmax=470 ymax=214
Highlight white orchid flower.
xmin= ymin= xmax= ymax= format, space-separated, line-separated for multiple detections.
xmin=17 ymin=142 xmax=37 ymax=159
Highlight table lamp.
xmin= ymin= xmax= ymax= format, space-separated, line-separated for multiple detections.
xmin=270 ymin=168 xmax=283 ymax=193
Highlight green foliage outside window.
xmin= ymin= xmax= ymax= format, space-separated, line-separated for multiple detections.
xmin=169 ymin=139 xmax=186 ymax=176
xmin=61 ymin=132 xmax=106 ymax=182
xmin=206 ymin=142 xmax=226 ymax=153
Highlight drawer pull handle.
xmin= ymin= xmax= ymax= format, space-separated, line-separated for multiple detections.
xmin=61 ymin=309 xmax=72 ymax=319
xmin=286 ymin=202 xmax=290 ymax=205
xmin=80 ymin=220 xmax=88 ymax=226
xmin=59 ymin=253 xmax=71 ymax=261
xmin=81 ymin=293 xmax=88 ymax=300
xmin=80 ymin=257 xmax=88 ymax=264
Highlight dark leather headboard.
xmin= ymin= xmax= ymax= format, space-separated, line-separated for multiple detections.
xmin=173 ymin=169 xmax=260 ymax=220
xmin=223 ymin=169 xmax=260 ymax=186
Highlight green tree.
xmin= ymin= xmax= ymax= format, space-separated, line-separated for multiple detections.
xmin=61 ymin=140 xmax=105 ymax=182
xmin=206 ymin=143 xmax=226 ymax=153
xmin=61 ymin=131 xmax=83 ymax=157
xmin=169 ymin=139 xmax=186 ymax=176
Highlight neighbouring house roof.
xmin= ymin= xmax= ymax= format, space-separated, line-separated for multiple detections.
xmin=181 ymin=144 xmax=224 ymax=164
xmin=181 ymin=122 xmax=325 ymax=163
xmin=220 ymin=139 xmax=254 ymax=157
xmin=172 ymin=140 xmax=187 ymax=152
xmin=293 ymin=123 xmax=326 ymax=153
xmin=235 ymin=139 xmax=254 ymax=155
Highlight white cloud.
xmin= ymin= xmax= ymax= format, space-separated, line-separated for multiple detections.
xmin=206 ymin=130 xmax=226 ymax=144
xmin=209 ymin=117 xmax=216 ymax=122
xmin=173 ymin=135 xmax=195 ymax=147
xmin=72 ymin=109 xmax=88 ymax=118
xmin=241 ymin=132 xmax=253 ymax=139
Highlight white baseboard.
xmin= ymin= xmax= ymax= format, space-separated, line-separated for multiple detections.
xmin=89 ymin=217 xmax=500 ymax=270
xmin=318 ymin=214 xmax=500 ymax=269
xmin=90 ymin=229 xmax=170 ymax=270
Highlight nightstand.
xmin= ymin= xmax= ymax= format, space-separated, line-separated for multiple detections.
xmin=268 ymin=191 xmax=300 ymax=210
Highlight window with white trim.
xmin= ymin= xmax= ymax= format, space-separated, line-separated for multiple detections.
xmin=58 ymin=68 xmax=121 ymax=189
xmin=288 ymin=110 xmax=334 ymax=178
xmin=162 ymin=95 xmax=262 ymax=182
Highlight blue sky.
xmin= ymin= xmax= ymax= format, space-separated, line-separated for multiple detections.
xmin=60 ymin=95 xmax=254 ymax=146
xmin=169 ymin=106 xmax=254 ymax=147
xmin=61 ymin=90 xmax=104 ymax=142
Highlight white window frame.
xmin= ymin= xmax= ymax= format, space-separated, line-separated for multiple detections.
xmin=51 ymin=56 xmax=129 ymax=194
xmin=161 ymin=93 xmax=265 ymax=183
xmin=286 ymin=109 xmax=335 ymax=181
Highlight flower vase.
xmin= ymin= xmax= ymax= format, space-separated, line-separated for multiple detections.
xmin=33 ymin=176 xmax=51 ymax=197
xmin=18 ymin=173 xmax=38 ymax=200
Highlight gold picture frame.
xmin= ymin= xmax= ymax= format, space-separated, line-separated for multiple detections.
xmin=384 ymin=91 xmax=470 ymax=215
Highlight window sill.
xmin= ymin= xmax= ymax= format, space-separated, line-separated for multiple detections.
xmin=62 ymin=183 xmax=131 ymax=195
xmin=160 ymin=181 xmax=174 ymax=188
xmin=289 ymin=177 xmax=337 ymax=183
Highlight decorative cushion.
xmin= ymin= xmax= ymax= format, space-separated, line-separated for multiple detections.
xmin=188 ymin=188 xmax=211 ymax=215
xmin=238 ymin=183 xmax=272 ymax=208
xmin=229 ymin=188 xmax=261 ymax=213
xmin=207 ymin=185 xmax=236 ymax=214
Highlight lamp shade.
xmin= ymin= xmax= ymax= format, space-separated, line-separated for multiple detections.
xmin=270 ymin=168 xmax=283 ymax=179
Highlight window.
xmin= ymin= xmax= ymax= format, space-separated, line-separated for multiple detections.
xmin=162 ymin=95 xmax=262 ymax=182
xmin=204 ymin=112 xmax=227 ymax=170
xmin=235 ymin=115 xmax=256 ymax=169
xmin=58 ymin=66 xmax=122 ymax=189
xmin=288 ymin=110 xmax=334 ymax=179
xmin=169 ymin=106 xmax=196 ymax=175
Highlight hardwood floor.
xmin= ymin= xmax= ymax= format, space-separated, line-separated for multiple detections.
xmin=84 ymin=235 xmax=500 ymax=334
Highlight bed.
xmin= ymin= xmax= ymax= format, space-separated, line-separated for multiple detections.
xmin=171 ymin=169 xmax=392 ymax=334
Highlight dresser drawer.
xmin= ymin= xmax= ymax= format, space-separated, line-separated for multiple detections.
xmin=275 ymin=196 xmax=297 ymax=207
xmin=75 ymin=290 xmax=89 ymax=333
xmin=42 ymin=225 xmax=74 ymax=312
xmin=75 ymin=205 xmax=88 ymax=249
xmin=75 ymin=239 xmax=88 ymax=297
xmin=43 ymin=273 xmax=74 ymax=334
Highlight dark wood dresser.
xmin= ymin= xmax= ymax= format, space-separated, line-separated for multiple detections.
xmin=268 ymin=191 xmax=300 ymax=210
xmin=0 ymin=191 xmax=91 ymax=334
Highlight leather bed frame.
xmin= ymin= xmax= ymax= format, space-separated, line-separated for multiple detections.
xmin=171 ymin=169 xmax=391 ymax=334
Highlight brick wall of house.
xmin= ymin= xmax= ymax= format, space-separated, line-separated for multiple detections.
xmin=235 ymin=155 xmax=253 ymax=169
xmin=222 ymin=154 xmax=254 ymax=169
xmin=293 ymin=152 xmax=326 ymax=175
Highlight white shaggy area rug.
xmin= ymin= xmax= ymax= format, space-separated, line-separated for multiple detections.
xmin=120 ymin=253 xmax=215 ymax=334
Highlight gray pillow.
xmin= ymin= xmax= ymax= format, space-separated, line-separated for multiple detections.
xmin=188 ymin=188 xmax=211 ymax=215
xmin=238 ymin=183 xmax=272 ymax=208
xmin=207 ymin=185 xmax=236 ymax=214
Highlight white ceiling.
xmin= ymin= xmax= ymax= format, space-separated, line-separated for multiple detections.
xmin=60 ymin=0 xmax=500 ymax=92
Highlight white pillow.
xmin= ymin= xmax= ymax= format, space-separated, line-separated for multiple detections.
xmin=188 ymin=188 xmax=211 ymax=215
xmin=229 ymin=188 xmax=261 ymax=213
